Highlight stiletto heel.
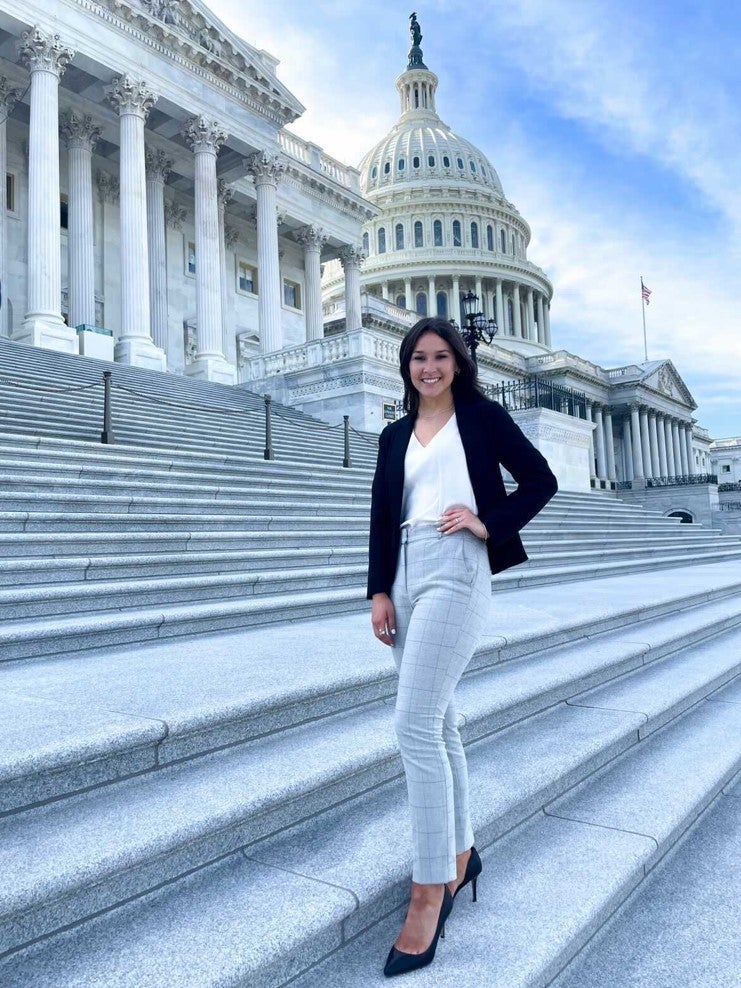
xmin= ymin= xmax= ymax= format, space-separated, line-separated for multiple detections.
xmin=383 ymin=886 xmax=453 ymax=977
xmin=453 ymin=845 xmax=483 ymax=902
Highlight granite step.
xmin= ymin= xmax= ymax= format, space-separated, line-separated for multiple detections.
xmin=0 ymin=647 xmax=738 ymax=983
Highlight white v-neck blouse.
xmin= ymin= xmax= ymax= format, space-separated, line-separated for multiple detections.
xmin=401 ymin=413 xmax=478 ymax=527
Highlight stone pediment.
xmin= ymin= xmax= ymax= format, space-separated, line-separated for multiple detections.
xmin=642 ymin=360 xmax=696 ymax=407
xmin=109 ymin=0 xmax=305 ymax=123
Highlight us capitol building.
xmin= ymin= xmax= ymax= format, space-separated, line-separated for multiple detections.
xmin=0 ymin=1 xmax=727 ymax=512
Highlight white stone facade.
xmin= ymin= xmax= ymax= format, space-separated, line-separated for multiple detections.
xmin=0 ymin=0 xmax=374 ymax=380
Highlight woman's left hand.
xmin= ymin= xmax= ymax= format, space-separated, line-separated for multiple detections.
xmin=438 ymin=506 xmax=488 ymax=540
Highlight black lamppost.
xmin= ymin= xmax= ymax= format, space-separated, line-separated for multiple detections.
xmin=451 ymin=290 xmax=498 ymax=368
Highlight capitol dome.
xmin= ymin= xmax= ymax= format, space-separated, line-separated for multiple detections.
xmin=324 ymin=19 xmax=553 ymax=358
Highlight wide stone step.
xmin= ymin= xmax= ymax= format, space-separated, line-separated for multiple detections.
xmin=0 ymin=630 xmax=737 ymax=978
xmin=2 ymin=571 xmax=740 ymax=814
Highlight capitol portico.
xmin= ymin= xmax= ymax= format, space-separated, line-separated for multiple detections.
xmin=0 ymin=0 xmax=373 ymax=383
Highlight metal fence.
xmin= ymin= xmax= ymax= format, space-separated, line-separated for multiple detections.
xmin=482 ymin=377 xmax=588 ymax=418
xmin=646 ymin=473 xmax=718 ymax=488
xmin=718 ymin=482 xmax=741 ymax=492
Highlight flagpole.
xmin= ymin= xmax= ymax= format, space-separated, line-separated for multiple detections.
xmin=640 ymin=276 xmax=648 ymax=361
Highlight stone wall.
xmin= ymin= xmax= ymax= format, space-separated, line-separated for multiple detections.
xmin=617 ymin=483 xmax=719 ymax=528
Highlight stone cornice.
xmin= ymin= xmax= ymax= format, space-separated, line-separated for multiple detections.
xmin=69 ymin=0 xmax=299 ymax=127
xmin=280 ymin=170 xmax=377 ymax=223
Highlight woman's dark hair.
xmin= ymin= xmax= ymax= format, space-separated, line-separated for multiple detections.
xmin=399 ymin=317 xmax=484 ymax=414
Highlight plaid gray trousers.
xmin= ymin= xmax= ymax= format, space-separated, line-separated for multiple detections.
xmin=390 ymin=523 xmax=492 ymax=884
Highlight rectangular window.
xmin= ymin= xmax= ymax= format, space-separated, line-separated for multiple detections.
xmin=5 ymin=173 xmax=15 ymax=213
xmin=186 ymin=240 xmax=196 ymax=275
xmin=283 ymin=279 xmax=301 ymax=310
xmin=237 ymin=260 xmax=257 ymax=295
xmin=722 ymin=464 xmax=731 ymax=473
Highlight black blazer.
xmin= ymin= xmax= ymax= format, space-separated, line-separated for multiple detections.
xmin=367 ymin=392 xmax=559 ymax=598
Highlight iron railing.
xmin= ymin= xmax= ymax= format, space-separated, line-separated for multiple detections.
xmin=482 ymin=377 xmax=588 ymax=418
xmin=718 ymin=481 xmax=741 ymax=492
xmin=646 ymin=473 xmax=718 ymax=488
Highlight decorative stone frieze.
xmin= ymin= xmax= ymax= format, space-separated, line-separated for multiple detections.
xmin=60 ymin=112 xmax=101 ymax=152
xmin=105 ymin=75 xmax=157 ymax=119
xmin=19 ymin=27 xmax=74 ymax=77
xmin=96 ymin=171 xmax=120 ymax=204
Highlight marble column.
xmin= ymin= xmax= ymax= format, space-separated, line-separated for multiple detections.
xmin=685 ymin=425 xmax=696 ymax=475
xmin=246 ymin=150 xmax=285 ymax=355
xmin=544 ymin=302 xmax=552 ymax=347
xmin=106 ymin=75 xmax=166 ymax=370
xmin=451 ymin=276 xmax=460 ymax=322
xmin=62 ymin=113 xmax=100 ymax=331
xmin=183 ymin=116 xmax=232 ymax=382
xmin=604 ymin=408 xmax=617 ymax=481
xmin=381 ymin=282 xmax=389 ymax=300
xmin=18 ymin=27 xmax=76 ymax=352
xmin=475 ymin=276 xmax=483 ymax=313
xmin=339 ymin=245 xmax=365 ymax=332
xmin=495 ymin=278 xmax=504 ymax=333
xmin=671 ymin=420 xmax=684 ymax=476
xmin=648 ymin=411 xmax=661 ymax=478
xmin=585 ymin=402 xmax=596 ymax=478
xmin=216 ymin=179 xmax=235 ymax=364
xmin=594 ymin=405 xmax=607 ymax=479
xmin=664 ymin=417 xmax=676 ymax=476
xmin=297 ymin=224 xmax=328 ymax=341
xmin=639 ymin=406 xmax=652 ymax=478
xmin=657 ymin=414 xmax=668 ymax=477
xmin=630 ymin=404 xmax=644 ymax=478
xmin=536 ymin=294 xmax=545 ymax=344
xmin=0 ymin=78 xmax=21 ymax=338
xmin=513 ymin=285 xmax=522 ymax=338
xmin=677 ymin=421 xmax=689 ymax=475
xmin=428 ymin=275 xmax=436 ymax=315
xmin=622 ymin=416 xmax=633 ymax=481
xmin=526 ymin=288 xmax=535 ymax=341
xmin=404 ymin=277 xmax=413 ymax=311
xmin=144 ymin=148 xmax=171 ymax=357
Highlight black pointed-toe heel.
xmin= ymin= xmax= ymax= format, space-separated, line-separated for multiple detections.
xmin=383 ymin=886 xmax=453 ymax=978
xmin=453 ymin=846 xmax=483 ymax=902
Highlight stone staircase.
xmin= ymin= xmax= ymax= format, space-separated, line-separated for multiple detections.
xmin=0 ymin=338 xmax=739 ymax=986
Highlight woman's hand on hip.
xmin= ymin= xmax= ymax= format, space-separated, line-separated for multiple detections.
xmin=371 ymin=593 xmax=396 ymax=646
xmin=438 ymin=505 xmax=488 ymax=540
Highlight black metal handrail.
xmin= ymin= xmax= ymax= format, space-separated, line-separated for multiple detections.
xmin=483 ymin=377 xmax=588 ymax=418
xmin=646 ymin=473 xmax=718 ymax=488
xmin=718 ymin=481 xmax=741 ymax=492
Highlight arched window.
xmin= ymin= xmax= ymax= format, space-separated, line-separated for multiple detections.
xmin=436 ymin=291 xmax=448 ymax=318
xmin=452 ymin=220 xmax=462 ymax=247
xmin=428 ymin=154 xmax=435 ymax=167
xmin=383 ymin=161 xmax=390 ymax=174
xmin=395 ymin=223 xmax=404 ymax=250
xmin=416 ymin=292 xmax=427 ymax=316
xmin=470 ymin=160 xmax=476 ymax=172
xmin=500 ymin=228 xmax=506 ymax=252
xmin=471 ymin=222 xmax=479 ymax=248
xmin=396 ymin=294 xmax=406 ymax=309
xmin=486 ymin=224 xmax=494 ymax=251
xmin=433 ymin=219 xmax=443 ymax=246
xmin=443 ymin=155 xmax=451 ymax=167
xmin=362 ymin=231 xmax=370 ymax=254
xmin=414 ymin=220 xmax=424 ymax=247
xmin=378 ymin=227 xmax=386 ymax=253
xmin=413 ymin=155 xmax=420 ymax=168
xmin=481 ymin=166 xmax=487 ymax=178
xmin=371 ymin=165 xmax=378 ymax=179
xmin=398 ymin=158 xmax=405 ymax=171
xmin=457 ymin=157 xmax=464 ymax=169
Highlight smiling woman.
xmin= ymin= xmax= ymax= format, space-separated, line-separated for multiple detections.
xmin=367 ymin=315 xmax=558 ymax=977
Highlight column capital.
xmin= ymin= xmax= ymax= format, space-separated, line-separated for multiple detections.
xmin=105 ymin=75 xmax=157 ymax=119
xmin=164 ymin=197 xmax=187 ymax=230
xmin=19 ymin=27 xmax=74 ymax=77
xmin=183 ymin=115 xmax=227 ymax=154
xmin=96 ymin=170 xmax=120 ymax=204
xmin=296 ymin=224 xmax=328 ymax=251
xmin=145 ymin=147 xmax=172 ymax=183
xmin=217 ymin=178 xmax=234 ymax=207
xmin=0 ymin=76 xmax=22 ymax=115
xmin=338 ymin=244 xmax=366 ymax=270
xmin=61 ymin=111 xmax=101 ymax=152
xmin=224 ymin=224 xmax=239 ymax=249
xmin=246 ymin=149 xmax=286 ymax=186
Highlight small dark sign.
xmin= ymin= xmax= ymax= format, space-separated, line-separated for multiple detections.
xmin=382 ymin=402 xmax=397 ymax=421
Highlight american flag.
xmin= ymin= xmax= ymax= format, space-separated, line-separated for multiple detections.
xmin=641 ymin=281 xmax=652 ymax=305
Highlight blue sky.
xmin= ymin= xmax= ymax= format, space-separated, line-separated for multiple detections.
xmin=212 ymin=1 xmax=741 ymax=440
